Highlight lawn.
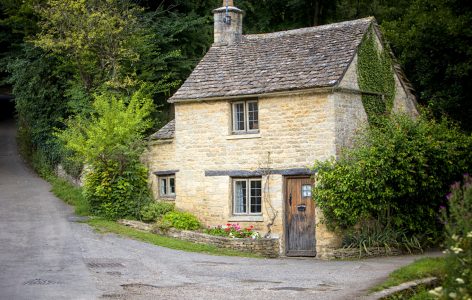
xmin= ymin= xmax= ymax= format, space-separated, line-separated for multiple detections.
xmin=48 ymin=175 xmax=261 ymax=258
xmin=370 ymin=256 xmax=447 ymax=299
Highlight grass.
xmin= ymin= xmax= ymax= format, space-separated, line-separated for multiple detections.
xmin=384 ymin=286 xmax=435 ymax=300
xmin=46 ymin=175 xmax=261 ymax=258
xmin=87 ymin=218 xmax=262 ymax=258
xmin=49 ymin=176 xmax=91 ymax=216
xmin=370 ymin=257 xmax=447 ymax=293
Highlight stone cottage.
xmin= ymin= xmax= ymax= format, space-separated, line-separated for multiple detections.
xmin=144 ymin=0 xmax=418 ymax=258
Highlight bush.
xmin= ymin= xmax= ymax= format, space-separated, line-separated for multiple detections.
xmin=313 ymin=113 xmax=472 ymax=238
xmin=342 ymin=220 xmax=423 ymax=256
xmin=84 ymin=162 xmax=150 ymax=220
xmin=431 ymin=175 xmax=472 ymax=299
xmin=56 ymin=88 xmax=155 ymax=220
xmin=140 ymin=201 xmax=175 ymax=222
xmin=161 ymin=211 xmax=201 ymax=231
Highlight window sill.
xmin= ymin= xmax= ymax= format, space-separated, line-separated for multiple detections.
xmin=226 ymin=133 xmax=261 ymax=140
xmin=228 ymin=215 xmax=264 ymax=222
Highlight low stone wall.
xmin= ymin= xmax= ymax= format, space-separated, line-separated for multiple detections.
xmin=55 ymin=164 xmax=84 ymax=187
xmin=320 ymin=246 xmax=402 ymax=260
xmin=118 ymin=220 xmax=280 ymax=258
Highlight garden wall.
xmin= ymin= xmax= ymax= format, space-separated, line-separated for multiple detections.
xmin=118 ymin=220 xmax=280 ymax=258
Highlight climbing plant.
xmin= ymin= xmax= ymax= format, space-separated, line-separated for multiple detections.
xmin=357 ymin=27 xmax=396 ymax=123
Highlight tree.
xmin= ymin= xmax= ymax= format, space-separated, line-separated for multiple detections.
xmin=382 ymin=0 xmax=472 ymax=131
xmin=56 ymin=87 xmax=154 ymax=219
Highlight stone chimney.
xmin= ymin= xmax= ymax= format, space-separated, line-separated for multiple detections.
xmin=213 ymin=0 xmax=243 ymax=45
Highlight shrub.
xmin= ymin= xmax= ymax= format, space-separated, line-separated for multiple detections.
xmin=205 ymin=224 xmax=261 ymax=239
xmin=140 ymin=201 xmax=175 ymax=222
xmin=431 ymin=175 xmax=472 ymax=299
xmin=342 ymin=220 xmax=423 ymax=256
xmin=84 ymin=162 xmax=150 ymax=219
xmin=161 ymin=211 xmax=201 ymax=231
xmin=313 ymin=113 xmax=472 ymax=239
xmin=56 ymin=88 xmax=154 ymax=220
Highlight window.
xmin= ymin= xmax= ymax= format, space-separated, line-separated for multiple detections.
xmin=233 ymin=178 xmax=262 ymax=215
xmin=302 ymin=184 xmax=312 ymax=198
xmin=232 ymin=100 xmax=259 ymax=133
xmin=159 ymin=175 xmax=175 ymax=198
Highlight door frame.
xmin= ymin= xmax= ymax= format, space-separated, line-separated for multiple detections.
xmin=284 ymin=175 xmax=316 ymax=257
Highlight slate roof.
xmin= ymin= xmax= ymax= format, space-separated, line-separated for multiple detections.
xmin=169 ymin=17 xmax=374 ymax=102
xmin=150 ymin=119 xmax=175 ymax=140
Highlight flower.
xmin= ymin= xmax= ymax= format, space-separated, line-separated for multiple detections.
xmin=429 ymin=286 xmax=443 ymax=297
xmin=449 ymin=292 xmax=457 ymax=299
xmin=456 ymin=278 xmax=464 ymax=284
xmin=467 ymin=231 xmax=472 ymax=238
xmin=446 ymin=193 xmax=452 ymax=200
xmin=450 ymin=246 xmax=463 ymax=254
xmin=452 ymin=234 xmax=459 ymax=241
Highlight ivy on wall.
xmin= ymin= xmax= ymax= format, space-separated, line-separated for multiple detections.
xmin=357 ymin=27 xmax=396 ymax=123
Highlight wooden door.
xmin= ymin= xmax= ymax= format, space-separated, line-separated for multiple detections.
xmin=285 ymin=177 xmax=316 ymax=256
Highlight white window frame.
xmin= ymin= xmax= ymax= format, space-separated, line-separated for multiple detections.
xmin=232 ymin=178 xmax=262 ymax=215
xmin=232 ymin=100 xmax=259 ymax=134
xmin=158 ymin=175 xmax=176 ymax=198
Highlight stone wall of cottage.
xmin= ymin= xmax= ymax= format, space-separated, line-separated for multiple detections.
xmin=144 ymin=140 xmax=176 ymax=200
xmin=145 ymin=92 xmax=345 ymax=254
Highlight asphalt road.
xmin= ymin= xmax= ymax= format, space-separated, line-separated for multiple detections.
xmin=0 ymin=111 xmax=438 ymax=300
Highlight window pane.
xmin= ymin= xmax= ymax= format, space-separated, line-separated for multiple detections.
xmin=250 ymin=180 xmax=262 ymax=213
xmin=248 ymin=101 xmax=259 ymax=130
xmin=234 ymin=103 xmax=245 ymax=131
xmin=302 ymin=184 xmax=312 ymax=198
xmin=169 ymin=177 xmax=175 ymax=194
xmin=234 ymin=180 xmax=247 ymax=213
xmin=160 ymin=178 xmax=167 ymax=196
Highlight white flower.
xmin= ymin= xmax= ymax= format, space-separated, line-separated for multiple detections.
xmin=450 ymin=246 xmax=463 ymax=254
xmin=452 ymin=234 xmax=459 ymax=241
xmin=467 ymin=231 xmax=472 ymax=238
xmin=429 ymin=286 xmax=443 ymax=297
xmin=449 ymin=292 xmax=457 ymax=299
xmin=456 ymin=278 xmax=465 ymax=284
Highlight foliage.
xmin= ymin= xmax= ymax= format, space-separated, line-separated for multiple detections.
xmin=140 ymin=201 xmax=175 ymax=223
xmin=6 ymin=45 xmax=69 ymax=167
xmin=49 ymin=176 xmax=90 ymax=216
xmin=382 ymin=0 xmax=472 ymax=132
xmin=431 ymin=175 xmax=472 ymax=299
xmin=87 ymin=218 xmax=261 ymax=258
xmin=370 ymin=257 xmax=446 ymax=292
xmin=342 ymin=220 xmax=422 ymax=256
xmin=161 ymin=211 xmax=201 ymax=231
xmin=56 ymin=89 xmax=154 ymax=220
xmin=357 ymin=27 xmax=396 ymax=122
xmin=83 ymin=162 xmax=150 ymax=220
xmin=313 ymin=113 xmax=472 ymax=237
xmin=33 ymin=0 xmax=148 ymax=92
xmin=205 ymin=223 xmax=261 ymax=239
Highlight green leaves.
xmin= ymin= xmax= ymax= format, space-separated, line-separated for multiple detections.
xmin=313 ymin=113 xmax=472 ymax=236
xmin=56 ymin=86 xmax=154 ymax=167
xmin=357 ymin=27 xmax=396 ymax=123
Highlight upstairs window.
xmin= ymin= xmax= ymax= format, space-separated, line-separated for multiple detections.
xmin=159 ymin=175 xmax=175 ymax=198
xmin=232 ymin=100 xmax=259 ymax=133
xmin=233 ymin=178 xmax=262 ymax=215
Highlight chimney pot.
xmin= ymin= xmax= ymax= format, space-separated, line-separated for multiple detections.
xmin=223 ymin=0 xmax=234 ymax=6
